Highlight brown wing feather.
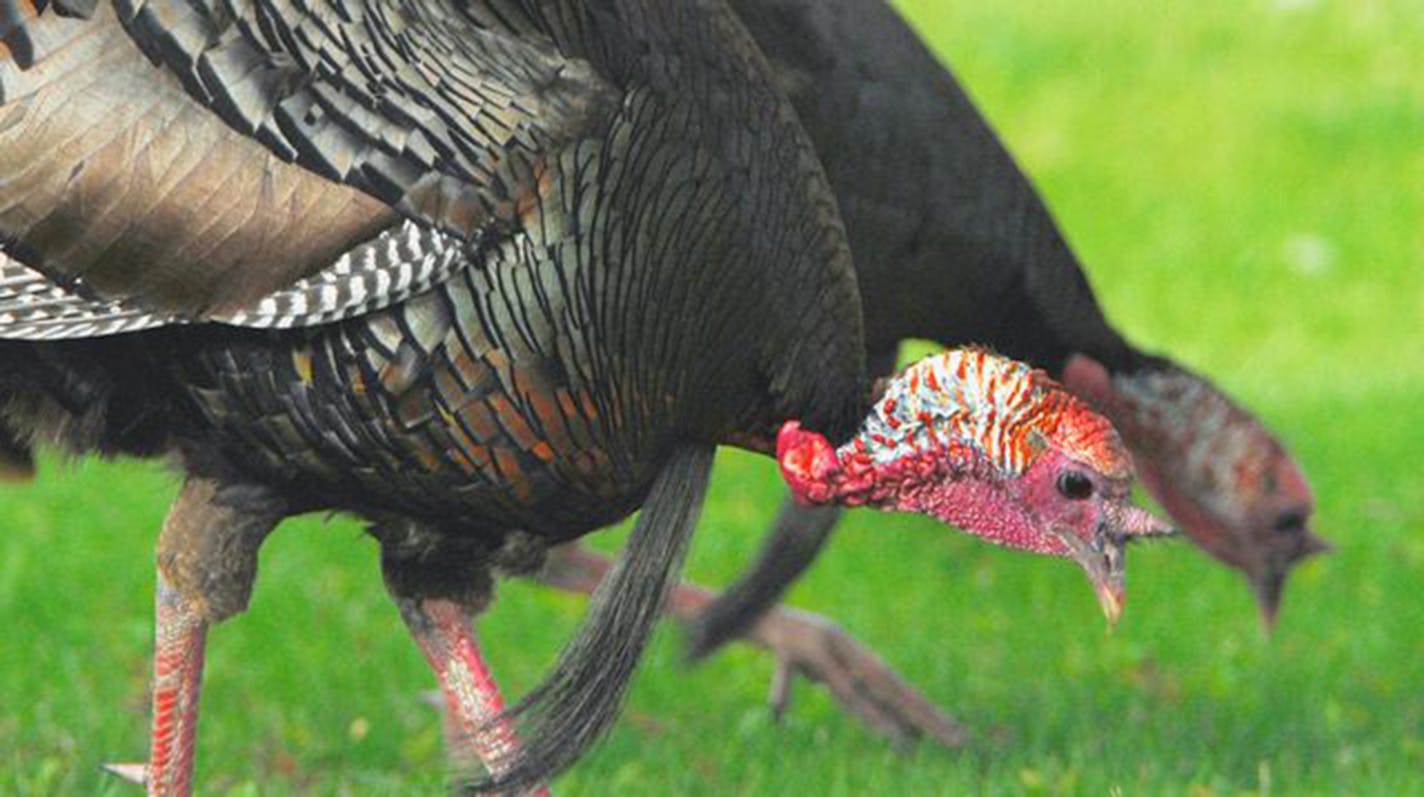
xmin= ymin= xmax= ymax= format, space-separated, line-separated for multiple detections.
xmin=0 ymin=4 xmax=396 ymax=313
xmin=0 ymin=0 xmax=618 ymax=321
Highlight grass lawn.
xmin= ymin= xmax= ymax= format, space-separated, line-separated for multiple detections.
xmin=3 ymin=0 xmax=1421 ymax=793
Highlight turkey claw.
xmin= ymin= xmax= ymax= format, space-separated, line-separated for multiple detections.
xmin=101 ymin=762 xmax=148 ymax=786
xmin=537 ymin=543 xmax=967 ymax=750
xmin=746 ymin=605 xmax=968 ymax=749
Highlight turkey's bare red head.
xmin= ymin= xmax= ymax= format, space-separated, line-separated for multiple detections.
xmin=779 ymin=348 xmax=1172 ymax=625
xmin=1062 ymin=355 xmax=1329 ymax=627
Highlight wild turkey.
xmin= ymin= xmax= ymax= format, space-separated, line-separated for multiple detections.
xmin=695 ymin=0 xmax=1328 ymax=646
xmin=539 ymin=0 xmax=1329 ymax=738
xmin=0 ymin=0 xmax=1168 ymax=791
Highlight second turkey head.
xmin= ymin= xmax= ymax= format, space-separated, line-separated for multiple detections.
xmin=778 ymin=348 xmax=1172 ymax=625
xmin=1062 ymin=354 xmax=1329 ymax=628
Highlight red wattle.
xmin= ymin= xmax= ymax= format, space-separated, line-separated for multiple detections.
xmin=776 ymin=421 xmax=841 ymax=505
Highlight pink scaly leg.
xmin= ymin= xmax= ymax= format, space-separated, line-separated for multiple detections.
xmin=102 ymin=576 xmax=211 ymax=796
xmin=396 ymin=596 xmax=550 ymax=796
xmin=105 ymin=479 xmax=283 ymax=795
xmin=148 ymin=576 xmax=209 ymax=795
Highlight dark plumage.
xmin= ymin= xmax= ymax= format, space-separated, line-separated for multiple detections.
xmin=1 ymin=0 xmax=864 ymax=790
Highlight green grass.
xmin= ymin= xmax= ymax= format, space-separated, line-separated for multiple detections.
xmin=3 ymin=0 xmax=1421 ymax=793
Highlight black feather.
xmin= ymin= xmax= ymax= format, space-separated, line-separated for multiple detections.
xmin=462 ymin=443 xmax=714 ymax=793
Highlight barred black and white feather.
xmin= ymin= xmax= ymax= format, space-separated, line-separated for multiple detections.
xmin=216 ymin=221 xmax=470 ymax=328
xmin=0 ymin=254 xmax=164 ymax=340
xmin=0 ymin=222 xmax=469 ymax=338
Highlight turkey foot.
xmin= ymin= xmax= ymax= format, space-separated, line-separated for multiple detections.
xmin=538 ymin=543 xmax=967 ymax=749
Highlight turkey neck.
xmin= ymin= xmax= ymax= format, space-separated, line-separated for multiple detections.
xmin=4 ymin=1 xmax=867 ymax=541
xmin=731 ymin=0 xmax=1138 ymax=377
xmin=591 ymin=2 xmax=870 ymax=445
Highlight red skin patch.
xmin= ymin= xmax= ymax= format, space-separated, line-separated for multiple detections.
xmin=778 ymin=420 xmax=1068 ymax=555
xmin=777 ymin=421 xmax=842 ymax=505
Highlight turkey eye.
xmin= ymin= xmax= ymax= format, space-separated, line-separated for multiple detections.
xmin=1273 ymin=510 xmax=1306 ymax=534
xmin=1057 ymin=471 xmax=1094 ymax=500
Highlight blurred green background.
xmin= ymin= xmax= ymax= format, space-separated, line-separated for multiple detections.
xmin=3 ymin=0 xmax=1421 ymax=793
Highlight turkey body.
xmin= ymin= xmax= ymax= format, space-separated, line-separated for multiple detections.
xmin=0 ymin=0 xmax=863 ymax=543
xmin=0 ymin=0 xmax=865 ymax=788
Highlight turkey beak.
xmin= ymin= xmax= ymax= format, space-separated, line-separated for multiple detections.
xmin=1252 ymin=562 xmax=1287 ymax=633
xmin=1054 ymin=503 xmax=1173 ymax=629
xmin=1093 ymin=552 xmax=1126 ymax=630
xmin=1052 ymin=525 xmax=1127 ymax=629
xmin=1252 ymin=530 xmax=1332 ymax=632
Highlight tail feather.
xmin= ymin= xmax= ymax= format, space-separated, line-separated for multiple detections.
xmin=685 ymin=498 xmax=840 ymax=661
xmin=464 ymin=443 xmax=716 ymax=793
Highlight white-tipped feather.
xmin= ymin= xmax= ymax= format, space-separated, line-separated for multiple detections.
xmin=0 ymin=222 xmax=467 ymax=340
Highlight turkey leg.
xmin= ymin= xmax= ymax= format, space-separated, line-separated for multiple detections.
xmin=538 ymin=542 xmax=967 ymax=749
xmin=104 ymin=479 xmax=284 ymax=796
xmin=101 ymin=575 xmax=209 ymax=795
xmin=394 ymin=595 xmax=548 ymax=795
xmin=684 ymin=500 xmax=842 ymax=660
